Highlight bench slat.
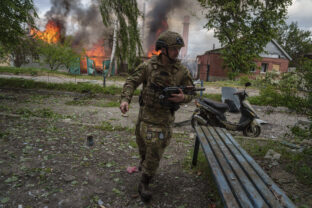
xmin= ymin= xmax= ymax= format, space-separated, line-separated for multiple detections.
xmin=211 ymin=127 xmax=282 ymax=208
xmin=221 ymin=128 xmax=296 ymax=208
xmin=194 ymin=125 xmax=241 ymax=208
xmin=203 ymin=126 xmax=266 ymax=208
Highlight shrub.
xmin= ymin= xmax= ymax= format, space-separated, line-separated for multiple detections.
xmin=238 ymin=75 xmax=250 ymax=86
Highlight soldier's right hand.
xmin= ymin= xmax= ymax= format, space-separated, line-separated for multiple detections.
xmin=120 ymin=101 xmax=129 ymax=114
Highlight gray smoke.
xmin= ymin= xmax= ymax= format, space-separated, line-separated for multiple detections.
xmin=145 ymin=0 xmax=187 ymax=50
xmin=44 ymin=0 xmax=112 ymax=49
xmin=142 ymin=0 xmax=219 ymax=58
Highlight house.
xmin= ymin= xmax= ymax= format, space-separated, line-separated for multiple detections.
xmin=196 ymin=40 xmax=292 ymax=81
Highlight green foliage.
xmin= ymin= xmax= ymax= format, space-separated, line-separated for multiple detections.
xmin=248 ymin=71 xmax=308 ymax=112
xmin=239 ymin=75 xmax=250 ymax=86
xmin=201 ymin=93 xmax=222 ymax=102
xmin=296 ymin=59 xmax=312 ymax=117
xmin=36 ymin=39 xmax=79 ymax=71
xmin=99 ymin=0 xmax=143 ymax=72
xmin=0 ymin=0 xmax=38 ymax=54
xmin=276 ymin=22 xmax=312 ymax=67
xmin=198 ymin=0 xmax=292 ymax=79
xmin=291 ymin=125 xmax=311 ymax=140
xmin=59 ymin=39 xmax=80 ymax=71
xmin=10 ymin=37 xmax=38 ymax=67
xmin=237 ymin=138 xmax=312 ymax=185
xmin=37 ymin=40 xmax=64 ymax=70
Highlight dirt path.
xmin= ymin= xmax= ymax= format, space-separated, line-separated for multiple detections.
xmin=0 ymin=83 xmax=311 ymax=207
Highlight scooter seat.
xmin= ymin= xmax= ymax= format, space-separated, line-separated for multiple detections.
xmin=203 ymin=98 xmax=229 ymax=112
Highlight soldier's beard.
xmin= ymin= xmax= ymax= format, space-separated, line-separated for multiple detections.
xmin=162 ymin=52 xmax=178 ymax=64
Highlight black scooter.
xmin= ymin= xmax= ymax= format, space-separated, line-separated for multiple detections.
xmin=191 ymin=82 xmax=261 ymax=137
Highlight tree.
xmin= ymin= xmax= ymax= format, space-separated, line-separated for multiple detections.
xmin=99 ymin=0 xmax=143 ymax=74
xmin=0 ymin=0 xmax=37 ymax=56
xmin=60 ymin=46 xmax=80 ymax=72
xmin=10 ymin=37 xmax=38 ymax=67
xmin=59 ymin=39 xmax=80 ymax=71
xmin=276 ymin=22 xmax=312 ymax=67
xmin=198 ymin=0 xmax=292 ymax=79
xmin=37 ymin=40 xmax=63 ymax=70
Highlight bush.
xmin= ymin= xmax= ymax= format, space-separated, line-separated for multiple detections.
xmin=238 ymin=75 xmax=250 ymax=86
xmin=250 ymin=70 xmax=308 ymax=112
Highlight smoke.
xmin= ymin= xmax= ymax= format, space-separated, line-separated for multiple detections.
xmin=44 ymin=0 xmax=112 ymax=49
xmin=142 ymin=0 xmax=220 ymax=58
xmin=145 ymin=0 xmax=187 ymax=50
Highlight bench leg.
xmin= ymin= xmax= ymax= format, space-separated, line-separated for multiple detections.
xmin=192 ymin=136 xmax=200 ymax=167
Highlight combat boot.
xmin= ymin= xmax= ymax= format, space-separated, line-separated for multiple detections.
xmin=138 ymin=173 xmax=152 ymax=202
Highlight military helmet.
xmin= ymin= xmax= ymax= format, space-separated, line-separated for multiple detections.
xmin=155 ymin=31 xmax=185 ymax=51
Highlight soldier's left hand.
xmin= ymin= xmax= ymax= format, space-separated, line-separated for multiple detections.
xmin=168 ymin=88 xmax=184 ymax=103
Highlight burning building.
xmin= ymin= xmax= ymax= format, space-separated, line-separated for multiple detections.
xmin=30 ymin=19 xmax=63 ymax=44
xmin=25 ymin=0 xmax=113 ymax=74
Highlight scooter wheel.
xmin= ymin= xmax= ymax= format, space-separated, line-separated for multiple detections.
xmin=243 ymin=124 xmax=261 ymax=137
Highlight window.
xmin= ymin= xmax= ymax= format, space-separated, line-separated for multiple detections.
xmin=250 ymin=67 xmax=256 ymax=73
xmin=261 ymin=63 xmax=268 ymax=73
xmin=272 ymin=64 xmax=280 ymax=72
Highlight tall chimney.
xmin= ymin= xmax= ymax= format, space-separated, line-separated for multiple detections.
xmin=181 ymin=15 xmax=190 ymax=58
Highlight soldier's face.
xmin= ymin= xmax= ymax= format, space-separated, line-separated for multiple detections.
xmin=163 ymin=47 xmax=181 ymax=60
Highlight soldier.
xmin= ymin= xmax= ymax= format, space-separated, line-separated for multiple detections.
xmin=120 ymin=31 xmax=195 ymax=202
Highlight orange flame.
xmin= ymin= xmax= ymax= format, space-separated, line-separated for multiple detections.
xmin=147 ymin=20 xmax=168 ymax=58
xmin=30 ymin=20 xmax=61 ymax=44
xmin=147 ymin=50 xmax=161 ymax=57
xmin=81 ymin=40 xmax=107 ymax=71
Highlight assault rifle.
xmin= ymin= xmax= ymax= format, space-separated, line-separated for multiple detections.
xmin=159 ymin=86 xmax=205 ymax=100
xmin=158 ymin=86 xmax=205 ymax=113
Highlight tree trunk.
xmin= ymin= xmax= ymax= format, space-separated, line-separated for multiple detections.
xmin=108 ymin=19 xmax=118 ymax=77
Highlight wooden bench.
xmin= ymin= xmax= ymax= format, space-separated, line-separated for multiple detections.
xmin=192 ymin=124 xmax=296 ymax=208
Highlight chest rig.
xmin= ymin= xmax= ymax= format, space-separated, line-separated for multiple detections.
xmin=139 ymin=60 xmax=179 ymax=111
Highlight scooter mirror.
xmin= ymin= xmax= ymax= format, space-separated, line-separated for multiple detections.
xmin=245 ymin=82 xmax=251 ymax=87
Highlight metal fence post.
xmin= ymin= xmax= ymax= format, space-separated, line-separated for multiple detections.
xmin=200 ymin=80 xmax=203 ymax=97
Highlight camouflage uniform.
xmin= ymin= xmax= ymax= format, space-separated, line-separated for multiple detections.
xmin=120 ymin=55 xmax=194 ymax=177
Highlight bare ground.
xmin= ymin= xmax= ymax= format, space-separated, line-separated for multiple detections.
xmin=0 ymin=86 xmax=311 ymax=208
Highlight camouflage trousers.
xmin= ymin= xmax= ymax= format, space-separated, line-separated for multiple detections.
xmin=135 ymin=119 xmax=172 ymax=177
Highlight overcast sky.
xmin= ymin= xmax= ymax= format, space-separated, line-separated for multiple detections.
xmin=33 ymin=0 xmax=312 ymax=58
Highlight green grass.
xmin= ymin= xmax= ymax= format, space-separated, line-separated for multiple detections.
xmin=0 ymin=105 xmax=70 ymax=120
xmin=95 ymin=121 xmax=127 ymax=131
xmin=204 ymin=80 xmax=243 ymax=88
xmin=0 ymin=66 xmax=53 ymax=76
xmin=15 ymin=107 xmax=68 ymax=119
xmin=0 ymin=66 xmax=127 ymax=82
xmin=236 ymin=137 xmax=312 ymax=185
xmin=65 ymin=100 xmax=90 ymax=106
xmin=128 ymin=140 xmax=138 ymax=148
xmin=100 ymin=101 xmax=120 ymax=107
xmin=0 ymin=77 xmax=140 ymax=95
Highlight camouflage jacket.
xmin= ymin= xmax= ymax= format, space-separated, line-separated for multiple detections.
xmin=120 ymin=55 xmax=195 ymax=126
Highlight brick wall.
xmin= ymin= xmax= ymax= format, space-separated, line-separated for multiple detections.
xmin=197 ymin=53 xmax=289 ymax=81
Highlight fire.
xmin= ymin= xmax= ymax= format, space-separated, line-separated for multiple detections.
xmin=30 ymin=20 xmax=61 ymax=44
xmin=81 ymin=40 xmax=107 ymax=71
xmin=147 ymin=20 xmax=168 ymax=58
xmin=147 ymin=50 xmax=161 ymax=57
